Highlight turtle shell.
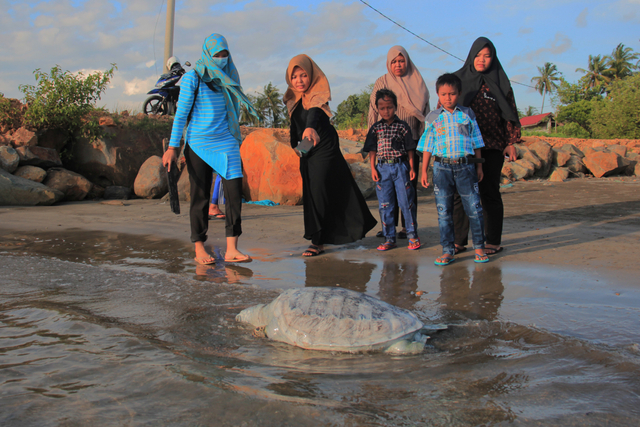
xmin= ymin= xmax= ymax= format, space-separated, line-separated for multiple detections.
xmin=260 ymin=287 xmax=424 ymax=352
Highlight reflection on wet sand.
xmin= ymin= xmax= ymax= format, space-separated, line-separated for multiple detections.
xmin=377 ymin=261 xmax=419 ymax=310
xmin=437 ymin=265 xmax=505 ymax=322
xmin=194 ymin=263 xmax=254 ymax=284
xmin=303 ymin=258 xmax=375 ymax=292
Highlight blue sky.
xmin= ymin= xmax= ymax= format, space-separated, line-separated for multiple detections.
xmin=1 ymin=0 xmax=638 ymax=116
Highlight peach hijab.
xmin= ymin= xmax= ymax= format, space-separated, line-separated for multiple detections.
xmin=382 ymin=46 xmax=429 ymax=121
xmin=284 ymin=54 xmax=332 ymax=118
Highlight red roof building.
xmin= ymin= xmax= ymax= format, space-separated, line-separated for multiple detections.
xmin=520 ymin=112 xmax=555 ymax=132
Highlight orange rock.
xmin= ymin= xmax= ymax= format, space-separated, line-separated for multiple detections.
xmin=240 ymin=129 xmax=302 ymax=206
xmin=99 ymin=116 xmax=116 ymax=127
xmin=583 ymin=152 xmax=626 ymax=178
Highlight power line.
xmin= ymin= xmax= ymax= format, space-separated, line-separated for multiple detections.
xmin=358 ymin=0 xmax=537 ymax=90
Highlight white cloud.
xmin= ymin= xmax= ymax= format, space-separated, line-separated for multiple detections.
xmin=576 ymin=8 xmax=588 ymax=27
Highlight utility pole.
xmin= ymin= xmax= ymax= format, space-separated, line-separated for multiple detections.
xmin=163 ymin=0 xmax=175 ymax=73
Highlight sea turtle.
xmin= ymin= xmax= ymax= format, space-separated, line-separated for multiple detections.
xmin=236 ymin=287 xmax=445 ymax=355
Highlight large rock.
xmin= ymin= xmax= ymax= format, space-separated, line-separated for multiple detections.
xmin=16 ymin=146 xmax=62 ymax=168
xmin=14 ymin=165 xmax=47 ymax=183
xmin=240 ymin=129 xmax=303 ymax=205
xmin=134 ymin=155 xmax=168 ymax=199
xmin=549 ymin=166 xmax=570 ymax=182
xmin=552 ymin=149 xmax=571 ymax=167
xmin=560 ymin=144 xmax=584 ymax=158
xmin=0 ymin=168 xmax=64 ymax=206
xmin=10 ymin=127 xmax=37 ymax=147
xmin=502 ymin=160 xmax=532 ymax=181
xmin=519 ymin=145 xmax=542 ymax=170
xmin=583 ymin=152 xmax=628 ymax=178
xmin=528 ymin=140 xmax=553 ymax=178
xmin=0 ymin=146 xmax=20 ymax=173
xmin=65 ymin=122 xmax=166 ymax=188
xmin=566 ymin=155 xmax=587 ymax=175
xmin=43 ymin=167 xmax=93 ymax=201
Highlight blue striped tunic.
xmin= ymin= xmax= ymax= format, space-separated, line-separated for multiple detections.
xmin=168 ymin=70 xmax=242 ymax=180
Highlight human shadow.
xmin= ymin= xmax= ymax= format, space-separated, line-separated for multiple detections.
xmin=376 ymin=260 xmax=419 ymax=310
xmin=304 ymin=259 xmax=376 ymax=293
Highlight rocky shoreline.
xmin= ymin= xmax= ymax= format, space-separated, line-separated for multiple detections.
xmin=1 ymin=106 xmax=638 ymax=207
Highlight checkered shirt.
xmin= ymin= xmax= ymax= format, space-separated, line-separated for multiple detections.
xmin=417 ymin=105 xmax=484 ymax=158
xmin=363 ymin=116 xmax=415 ymax=159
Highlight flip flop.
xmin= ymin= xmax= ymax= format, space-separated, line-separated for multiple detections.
xmin=408 ymin=238 xmax=421 ymax=250
xmin=194 ymin=256 xmax=216 ymax=265
xmin=484 ymin=247 xmax=504 ymax=255
xmin=303 ymin=245 xmax=325 ymax=257
xmin=474 ymin=253 xmax=490 ymax=263
xmin=454 ymin=246 xmax=467 ymax=255
xmin=224 ymin=254 xmax=252 ymax=263
xmin=377 ymin=241 xmax=397 ymax=251
xmin=208 ymin=213 xmax=226 ymax=220
xmin=434 ymin=255 xmax=455 ymax=266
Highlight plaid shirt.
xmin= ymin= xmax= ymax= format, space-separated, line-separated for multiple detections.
xmin=417 ymin=105 xmax=484 ymax=157
xmin=363 ymin=116 xmax=416 ymax=159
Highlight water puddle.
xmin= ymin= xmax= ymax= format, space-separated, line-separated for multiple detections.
xmin=1 ymin=229 xmax=639 ymax=425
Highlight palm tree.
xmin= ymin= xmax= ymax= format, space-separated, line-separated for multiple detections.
xmin=531 ymin=62 xmax=561 ymax=113
xmin=523 ymin=106 xmax=538 ymax=117
xmin=255 ymin=83 xmax=285 ymax=128
xmin=606 ymin=43 xmax=640 ymax=80
xmin=576 ymin=55 xmax=612 ymax=89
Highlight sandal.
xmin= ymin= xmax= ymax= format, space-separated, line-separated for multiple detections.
xmin=208 ymin=213 xmax=226 ymax=220
xmin=474 ymin=253 xmax=490 ymax=263
xmin=397 ymin=230 xmax=407 ymax=239
xmin=484 ymin=247 xmax=504 ymax=255
xmin=194 ymin=256 xmax=216 ymax=265
xmin=434 ymin=255 xmax=455 ymax=266
xmin=408 ymin=238 xmax=421 ymax=250
xmin=377 ymin=241 xmax=397 ymax=251
xmin=454 ymin=246 xmax=467 ymax=255
xmin=303 ymin=245 xmax=325 ymax=257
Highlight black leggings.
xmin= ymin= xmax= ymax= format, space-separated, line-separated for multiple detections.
xmin=184 ymin=144 xmax=242 ymax=242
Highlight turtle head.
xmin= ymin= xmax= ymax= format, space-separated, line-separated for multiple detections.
xmin=236 ymin=303 xmax=269 ymax=327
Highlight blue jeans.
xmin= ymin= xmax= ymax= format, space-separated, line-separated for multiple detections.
xmin=433 ymin=162 xmax=484 ymax=255
xmin=376 ymin=162 xmax=417 ymax=242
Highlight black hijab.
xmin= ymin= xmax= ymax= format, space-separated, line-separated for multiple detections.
xmin=454 ymin=37 xmax=518 ymax=123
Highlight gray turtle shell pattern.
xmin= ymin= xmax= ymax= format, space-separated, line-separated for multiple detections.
xmin=257 ymin=287 xmax=424 ymax=352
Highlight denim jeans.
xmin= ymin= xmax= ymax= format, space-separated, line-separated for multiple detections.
xmin=376 ymin=161 xmax=417 ymax=242
xmin=432 ymin=161 xmax=484 ymax=255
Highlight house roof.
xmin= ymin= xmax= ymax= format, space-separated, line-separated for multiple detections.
xmin=520 ymin=112 xmax=553 ymax=127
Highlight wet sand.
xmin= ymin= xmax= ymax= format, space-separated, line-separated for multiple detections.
xmin=1 ymin=178 xmax=639 ymax=277
xmin=1 ymin=178 xmax=640 ymax=426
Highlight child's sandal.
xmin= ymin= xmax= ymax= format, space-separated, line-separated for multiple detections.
xmin=408 ymin=238 xmax=421 ymax=250
xmin=474 ymin=253 xmax=490 ymax=263
xmin=377 ymin=241 xmax=397 ymax=251
xmin=434 ymin=255 xmax=455 ymax=266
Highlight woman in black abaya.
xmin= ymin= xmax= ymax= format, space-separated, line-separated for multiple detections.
xmin=284 ymin=54 xmax=377 ymax=256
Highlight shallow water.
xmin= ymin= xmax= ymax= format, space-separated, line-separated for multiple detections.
xmin=1 ymin=230 xmax=639 ymax=426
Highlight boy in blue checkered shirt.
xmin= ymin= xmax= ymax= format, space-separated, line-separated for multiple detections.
xmin=417 ymin=73 xmax=489 ymax=265
xmin=363 ymin=88 xmax=420 ymax=251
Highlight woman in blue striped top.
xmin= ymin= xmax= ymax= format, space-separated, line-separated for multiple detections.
xmin=162 ymin=34 xmax=259 ymax=265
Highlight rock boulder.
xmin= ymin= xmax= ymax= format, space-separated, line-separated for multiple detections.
xmin=583 ymin=152 xmax=627 ymax=178
xmin=16 ymin=146 xmax=62 ymax=169
xmin=43 ymin=167 xmax=93 ymax=201
xmin=133 ymin=155 xmax=168 ymax=199
xmin=240 ymin=129 xmax=303 ymax=205
xmin=0 ymin=146 xmax=20 ymax=173
xmin=14 ymin=165 xmax=47 ymax=183
xmin=0 ymin=168 xmax=64 ymax=206
xmin=10 ymin=127 xmax=38 ymax=147
xmin=528 ymin=140 xmax=553 ymax=178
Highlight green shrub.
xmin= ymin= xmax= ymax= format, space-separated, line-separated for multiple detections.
xmin=19 ymin=64 xmax=116 ymax=141
xmin=590 ymin=74 xmax=640 ymax=139
xmin=555 ymin=122 xmax=591 ymax=138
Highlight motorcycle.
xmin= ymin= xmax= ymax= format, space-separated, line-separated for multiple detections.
xmin=143 ymin=57 xmax=191 ymax=116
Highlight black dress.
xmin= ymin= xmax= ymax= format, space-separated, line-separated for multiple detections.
xmin=290 ymin=104 xmax=377 ymax=245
